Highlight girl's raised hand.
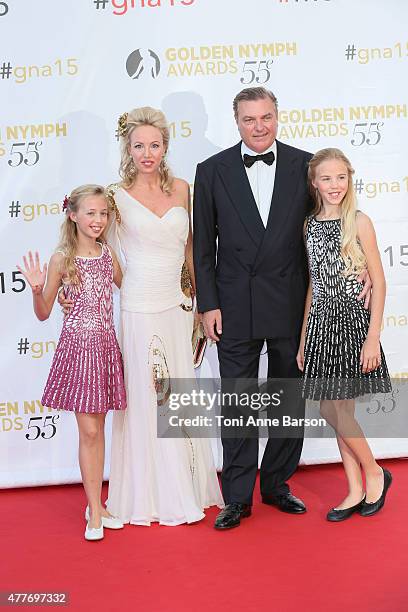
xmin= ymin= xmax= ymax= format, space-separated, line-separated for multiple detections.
xmin=17 ymin=251 xmax=47 ymax=293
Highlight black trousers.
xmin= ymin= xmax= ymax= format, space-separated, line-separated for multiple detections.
xmin=217 ymin=336 xmax=305 ymax=505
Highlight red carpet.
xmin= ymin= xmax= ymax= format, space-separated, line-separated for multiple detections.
xmin=1 ymin=460 xmax=407 ymax=611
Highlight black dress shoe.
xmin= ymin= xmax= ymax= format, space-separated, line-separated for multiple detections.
xmin=359 ymin=468 xmax=392 ymax=517
xmin=214 ymin=503 xmax=252 ymax=530
xmin=326 ymin=496 xmax=366 ymax=522
xmin=262 ymin=493 xmax=306 ymax=514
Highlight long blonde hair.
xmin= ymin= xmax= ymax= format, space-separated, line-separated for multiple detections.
xmin=57 ymin=184 xmax=108 ymax=284
xmin=308 ymin=148 xmax=366 ymax=275
xmin=118 ymin=106 xmax=174 ymax=194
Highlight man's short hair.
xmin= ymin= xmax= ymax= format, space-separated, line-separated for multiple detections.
xmin=233 ymin=87 xmax=278 ymax=120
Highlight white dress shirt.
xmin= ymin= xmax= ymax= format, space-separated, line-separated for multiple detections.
xmin=241 ymin=140 xmax=277 ymax=227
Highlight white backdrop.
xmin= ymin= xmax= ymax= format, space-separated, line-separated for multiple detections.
xmin=1 ymin=0 xmax=407 ymax=487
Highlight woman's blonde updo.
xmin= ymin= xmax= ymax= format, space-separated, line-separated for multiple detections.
xmin=118 ymin=106 xmax=174 ymax=195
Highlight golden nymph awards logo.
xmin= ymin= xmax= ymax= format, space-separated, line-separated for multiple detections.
xmin=165 ymin=43 xmax=296 ymax=79
xmin=125 ymin=42 xmax=297 ymax=81
xmin=277 ymin=104 xmax=407 ymax=143
xmin=126 ymin=49 xmax=161 ymax=79
xmin=0 ymin=122 xmax=68 ymax=168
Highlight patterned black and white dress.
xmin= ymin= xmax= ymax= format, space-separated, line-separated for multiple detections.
xmin=302 ymin=215 xmax=391 ymax=400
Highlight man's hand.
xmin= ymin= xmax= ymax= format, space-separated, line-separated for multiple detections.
xmin=357 ymin=268 xmax=372 ymax=310
xmin=202 ymin=309 xmax=222 ymax=342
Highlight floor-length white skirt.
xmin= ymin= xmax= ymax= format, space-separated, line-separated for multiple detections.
xmin=107 ymin=305 xmax=223 ymax=526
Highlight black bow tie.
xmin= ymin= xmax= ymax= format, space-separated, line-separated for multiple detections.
xmin=243 ymin=151 xmax=275 ymax=168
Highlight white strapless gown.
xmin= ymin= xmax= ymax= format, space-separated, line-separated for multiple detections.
xmin=107 ymin=188 xmax=223 ymax=525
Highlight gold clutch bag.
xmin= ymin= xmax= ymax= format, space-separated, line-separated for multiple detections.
xmin=192 ymin=318 xmax=207 ymax=369
xmin=180 ymin=262 xmax=207 ymax=368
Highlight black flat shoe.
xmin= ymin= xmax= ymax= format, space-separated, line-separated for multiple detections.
xmin=359 ymin=468 xmax=392 ymax=517
xmin=326 ymin=496 xmax=366 ymax=522
xmin=214 ymin=503 xmax=252 ymax=530
xmin=262 ymin=493 xmax=306 ymax=514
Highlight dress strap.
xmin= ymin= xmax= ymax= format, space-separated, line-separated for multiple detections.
xmin=103 ymin=242 xmax=114 ymax=260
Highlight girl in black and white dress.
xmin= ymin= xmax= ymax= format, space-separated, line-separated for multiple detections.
xmin=297 ymin=148 xmax=392 ymax=522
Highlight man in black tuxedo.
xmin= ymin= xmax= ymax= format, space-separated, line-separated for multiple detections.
xmin=193 ymin=86 xmax=312 ymax=529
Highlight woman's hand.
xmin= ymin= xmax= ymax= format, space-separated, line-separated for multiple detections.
xmin=357 ymin=268 xmax=372 ymax=310
xmin=296 ymin=338 xmax=305 ymax=372
xmin=17 ymin=251 xmax=47 ymax=294
xmin=57 ymin=287 xmax=74 ymax=316
xmin=193 ymin=308 xmax=202 ymax=328
xmin=360 ymin=335 xmax=381 ymax=373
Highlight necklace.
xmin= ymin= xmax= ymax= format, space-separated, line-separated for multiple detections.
xmin=77 ymin=242 xmax=101 ymax=258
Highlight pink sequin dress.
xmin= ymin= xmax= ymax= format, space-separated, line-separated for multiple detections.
xmin=42 ymin=242 xmax=126 ymax=413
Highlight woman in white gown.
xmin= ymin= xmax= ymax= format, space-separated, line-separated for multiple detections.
xmin=106 ymin=107 xmax=223 ymax=525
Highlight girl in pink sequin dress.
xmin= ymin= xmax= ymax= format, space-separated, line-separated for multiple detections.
xmin=18 ymin=184 xmax=126 ymax=541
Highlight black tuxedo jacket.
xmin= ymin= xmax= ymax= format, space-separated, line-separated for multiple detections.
xmin=193 ymin=140 xmax=313 ymax=340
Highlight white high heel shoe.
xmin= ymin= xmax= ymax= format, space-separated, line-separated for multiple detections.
xmin=84 ymin=521 xmax=104 ymax=541
xmin=85 ymin=506 xmax=124 ymax=530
